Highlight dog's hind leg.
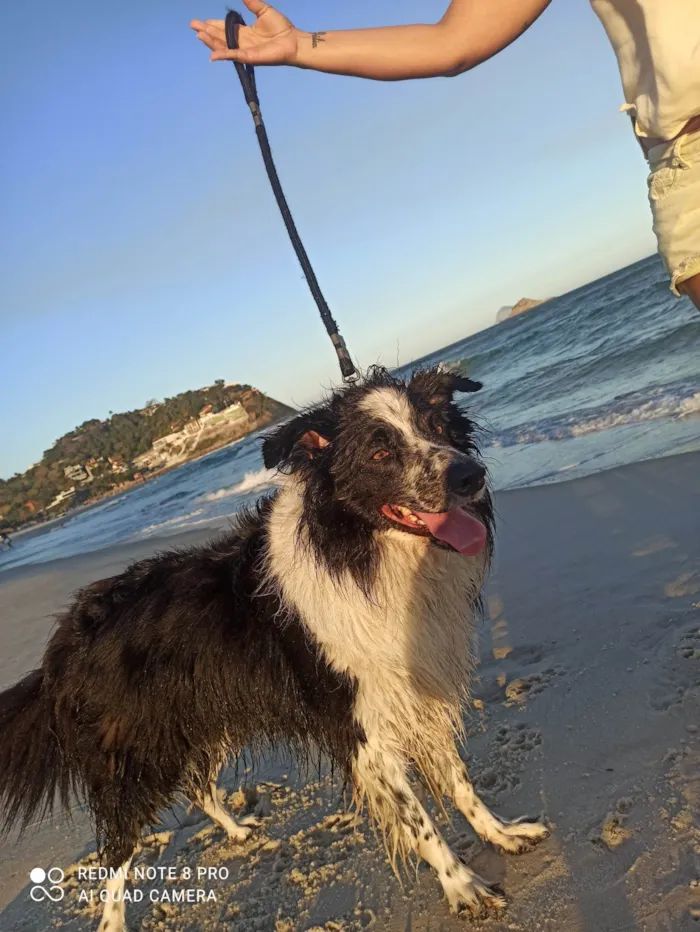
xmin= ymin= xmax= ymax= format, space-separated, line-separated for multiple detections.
xmin=448 ymin=757 xmax=549 ymax=854
xmin=96 ymin=855 xmax=132 ymax=932
xmin=355 ymin=746 xmax=505 ymax=919
xmin=195 ymin=781 xmax=260 ymax=842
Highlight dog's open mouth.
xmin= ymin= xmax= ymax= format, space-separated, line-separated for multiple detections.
xmin=381 ymin=504 xmax=487 ymax=556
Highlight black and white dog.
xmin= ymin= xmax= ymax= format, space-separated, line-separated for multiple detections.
xmin=0 ymin=367 xmax=548 ymax=929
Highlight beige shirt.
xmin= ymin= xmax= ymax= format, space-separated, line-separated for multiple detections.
xmin=591 ymin=0 xmax=700 ymax=140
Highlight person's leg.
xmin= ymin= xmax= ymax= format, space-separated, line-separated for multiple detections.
xmin=678 ymin=272 xmax=700 ymax=310
xmin=646 ymin=131 xmax=700 ymax=307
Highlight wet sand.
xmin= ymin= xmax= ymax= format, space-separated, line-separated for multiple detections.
xmin=0 ymin=453 xmax=698 ymax=932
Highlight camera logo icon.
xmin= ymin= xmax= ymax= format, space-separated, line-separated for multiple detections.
xmin=29 ymin=867 xmax=65 ymax=903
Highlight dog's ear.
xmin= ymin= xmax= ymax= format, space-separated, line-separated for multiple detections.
xmin=262 ymin=410 xmax=333 ymax=469
xmin=410 ymin=369 xmax=482 ymax=406
xmin=445 ymin=375 xmax=482 ymax=397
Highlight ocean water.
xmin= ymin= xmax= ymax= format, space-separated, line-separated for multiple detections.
xmin=3 ymin=255 xmax=700 ymax=573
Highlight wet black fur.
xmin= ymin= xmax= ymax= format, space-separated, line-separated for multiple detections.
xmin=0 ymin=366 xmax=492 ymax=870
xmin=0 ymin=501 xmax=363 ymax=866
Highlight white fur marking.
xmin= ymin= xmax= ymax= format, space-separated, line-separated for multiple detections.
xmin=264 ymin=456 xmax=527 ymax=914
xmin=267 ymin=480 xmax=485 ymax=768
xmin=359 ymin=387 xmax=418 ymax=441
xmin=354 ymin=742 xmax=505 ymax=916
xmin=266 ymin=479 xmax=495 ymax=894
xmin=450 ymin=764 xmax=549 ymax=852
xmin=97 ymin=857 xmax=131 ymax=932
xmin=197 ymin=782 xmax=258 ymax=842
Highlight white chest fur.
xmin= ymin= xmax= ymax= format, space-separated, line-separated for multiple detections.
xmin=266 ymin=483 xmax=487 ymax=760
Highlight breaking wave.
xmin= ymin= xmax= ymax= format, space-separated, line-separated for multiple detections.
xmin=138 ymin=509 xmax=209 ymax=536
xmin=198 ymin=468 xmax=279 ymax=502
xmin=490 ymin=388 xmax=700 ymax=448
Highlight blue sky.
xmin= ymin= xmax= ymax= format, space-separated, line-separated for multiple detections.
xmin=1 ymin=1 xmax=656 ymax=478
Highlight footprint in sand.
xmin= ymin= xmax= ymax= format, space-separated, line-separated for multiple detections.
xmin=648 ymin=623 xmax=700 ymax=710
xmin=504 ymin=667 xmax=564 ymax=705
xmin=474 ymin=651 xmax=566 ymax=708
xmin=472 ymin=723 xmax=543 ymax=801
xmin=648 ymin=682 xmax=689 ymax=712
xmin=678 ymin=626 xmax=700 ymax=660
xmin=478 ymin=642 xmax=555 ymax=677
xmin=491 ymin=643 xmax=547 ymax=668
xmin=589 ymin=797 xmax=634 ymax=850
xmin=473 ymin=765 xmax=522 ymax=799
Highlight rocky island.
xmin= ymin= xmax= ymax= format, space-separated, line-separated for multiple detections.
xmin=495 ymin=297 xmax=549 ymax=323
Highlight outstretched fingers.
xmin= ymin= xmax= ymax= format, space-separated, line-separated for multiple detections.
xmin=190 ymin=19 xmax=227 ymax=52
xmin=241 ymin=0 xmax=270 ymax=15
xmin=190 ymin=8 xmax=297 ymax=65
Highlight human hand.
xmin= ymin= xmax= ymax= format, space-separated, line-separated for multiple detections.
xmin=190 ymin=0 xmax=299 ymax=65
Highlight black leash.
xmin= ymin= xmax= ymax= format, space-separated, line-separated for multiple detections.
xmin=224 ymin=10 xmax=359 ymax=383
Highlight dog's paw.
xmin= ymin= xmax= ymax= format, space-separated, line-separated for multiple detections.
xmin=444 ymin=866 xmax=506 ymax=920
xmin=492 ymin=816 xmax=550 ymax=855
xmin=225 ymin=821 xmax=257 ymax=843
xmin=238 ymin=814 xmax=263 ymax=828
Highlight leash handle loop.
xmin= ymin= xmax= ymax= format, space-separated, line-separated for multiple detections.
xmin=224 ymin=10 xmax=359 ymax=383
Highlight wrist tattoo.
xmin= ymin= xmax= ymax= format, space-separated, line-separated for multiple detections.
xmin=311 ymin=31 xmax=327 ymax=49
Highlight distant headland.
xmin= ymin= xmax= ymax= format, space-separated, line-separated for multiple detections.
xmin=495 ymin=297 xmax=550 ymax=323
xmin=0 ymin=381 xmax=294 ymax=531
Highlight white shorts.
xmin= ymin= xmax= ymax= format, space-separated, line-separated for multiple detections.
xmin=647 ymin=128 xmax=700 ymax=295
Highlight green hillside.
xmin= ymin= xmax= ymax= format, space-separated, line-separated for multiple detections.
xmin=0 ymin=381 xmax=293 ymax=529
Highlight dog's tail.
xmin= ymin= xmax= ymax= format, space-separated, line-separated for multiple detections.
xmin=0 ymin=669 xmax=71 ymax=835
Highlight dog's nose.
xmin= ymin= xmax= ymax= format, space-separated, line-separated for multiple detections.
xmin=447 ymin=461 xmax=486 ymax=496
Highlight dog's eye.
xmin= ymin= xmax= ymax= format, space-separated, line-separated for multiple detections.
xmin=435 ymin=424 xmax=444 ymax=435
xmin=371 ymin=450 xmax=390 ymax=461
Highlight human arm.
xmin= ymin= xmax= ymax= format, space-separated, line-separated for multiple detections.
xmin=190 ymin=0 xmax=552 ymax=81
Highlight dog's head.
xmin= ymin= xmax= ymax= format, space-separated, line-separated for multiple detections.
xmin=262 ymin=367 xmax=492 ymax=559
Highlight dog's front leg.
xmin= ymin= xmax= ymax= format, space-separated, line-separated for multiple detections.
xmin=447 ymin=756 xmax=550 ymax=854
xmin=195 ymin=780 xmax=261 ymax=842
xmin=96 ymin=856 xmax=132 ymax=932
xmin=354 ymin=745 xmax=505 ymax=918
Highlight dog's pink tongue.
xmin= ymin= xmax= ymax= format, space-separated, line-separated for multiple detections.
xmin=415 ymin=509 xmax=487 ymax=556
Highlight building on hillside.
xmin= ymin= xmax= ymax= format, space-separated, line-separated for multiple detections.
xmin=64 ymin=464 xmax=93 ymax=483
xmin=133 ymin=449 xmax=162 ymax=470
xmin=184 ymin=419 xmax=201 ymax=435
xmin=199 ymin=404 xmax=214 ymax=418
xmin=204 ymin=402 xmax=248 ymax=429
xmin=153 ymin=431 xmax=186 ymax=453
xmin=48 ymin=488 xmax=76 ymax=510
xmin=108 ymin=454 xmax=128 ymax=474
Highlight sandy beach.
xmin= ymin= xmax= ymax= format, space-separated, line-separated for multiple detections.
xmin=0 ymin=453 xmax=698 ymax=932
